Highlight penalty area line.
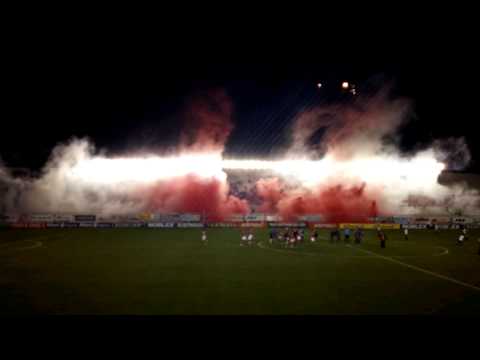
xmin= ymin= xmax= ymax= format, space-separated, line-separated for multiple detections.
xmin=346 ymin=245 xmax=480 ymax=292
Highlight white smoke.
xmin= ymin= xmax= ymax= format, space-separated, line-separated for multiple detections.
xmin=0 ymin=138 xmax=147 ymax=215
xmin=0 ymin=87 xmax=479 ymax=217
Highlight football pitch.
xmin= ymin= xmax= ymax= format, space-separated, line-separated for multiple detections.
xmin=1 ymin=228 xmax=480 ymax=315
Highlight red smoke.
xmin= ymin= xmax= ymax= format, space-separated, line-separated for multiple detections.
xmin=180 ymin=89 xmax=234 ymax=153
xmin=256 ymin=177 xmax=383 ymax=223
xmin=255 ymin=178 xmax=284 ymax=213
xmin=140 ymin=89 xmax=249 ymax=221
xmin=145 ymin=175 xmax=249 ymax=221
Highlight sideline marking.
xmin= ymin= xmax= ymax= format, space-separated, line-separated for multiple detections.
xmin=346 ymin=245 xmax=480 ymax=292
xmin=257 ymin=240 xmax=451 ymax=259
xmin=0 ymin=239 xmax=43 ymax=253
xmin=433 ymin=246 xmax=449 ymax=257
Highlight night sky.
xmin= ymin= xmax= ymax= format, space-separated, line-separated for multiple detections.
xmin=2 ymin=35 xmax=479 ymax=174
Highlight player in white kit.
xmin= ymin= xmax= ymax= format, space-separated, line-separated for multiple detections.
xmin=247 ymin=230 xmax=254 ymax=247
xmin=240 ymin=229 xmax=247 ymax=246
xmin=201 ymin=230 xmax=207 ymax=245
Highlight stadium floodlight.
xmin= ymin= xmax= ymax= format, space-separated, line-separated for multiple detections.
xmin=317 ymin=83 xmax=322 ymax=88
xmin=342 ymin=81 xmax=349 ymax=89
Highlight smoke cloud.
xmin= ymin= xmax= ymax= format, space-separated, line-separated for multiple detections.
xmin=0 ymin=86 xmax=479 ymax=220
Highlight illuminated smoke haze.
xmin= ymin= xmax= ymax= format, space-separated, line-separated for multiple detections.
xmin=0 ymin=86 xmax=479 ymax=220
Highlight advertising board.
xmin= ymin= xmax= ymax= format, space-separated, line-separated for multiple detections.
xmin=147 ymin=223 xmax=175 ymax=228
xmin=74 ymin=215 xmax=96 ymax=222
xmin=176 ymin=222 xmax=205 ymax=228
xmin=268 ymin=223 xmax=306 ymax=228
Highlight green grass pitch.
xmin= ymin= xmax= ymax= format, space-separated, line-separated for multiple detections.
xmin=1 ymin=227 xmax=479 ymax=315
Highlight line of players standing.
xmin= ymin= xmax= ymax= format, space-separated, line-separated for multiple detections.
xmin=329 ymin=227 xmax=366 ymax=245
xmin=202 ymin=225 xmax=480 ymax=254
xmin=267 ymin=227 xmax=316 ymax=248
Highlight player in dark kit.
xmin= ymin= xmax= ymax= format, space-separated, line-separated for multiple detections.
xmin=344 ymin=227 xmax=351 ymax=244
xmin=269 ymin=228 xmax=277 ymax=245
xmin=354 ymin=227 xmax=363 ymax=245
xmin=292 ymin=229 xmax=298 ymax=247
xmin=378 ymin=230 xmax=386 ymax=248
xmin=330 ymin=227 xmax=340 ymax=243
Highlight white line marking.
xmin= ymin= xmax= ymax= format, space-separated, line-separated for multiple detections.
xmin=317 ymin=237 xmax=449 ymax=258
xmin=0 ymin=240 xmax=43 ymax=253
xmin=347 ymin=245 xmax=480 ymax=292
xmin=433 ymin=246 xmax=449 ymax=257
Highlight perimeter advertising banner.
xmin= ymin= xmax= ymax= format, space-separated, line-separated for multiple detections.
xmin=96 ymin=223 xmax=115 ymax=228
xmin=178 ymin=214 xmax=201 ymax=222
xmin=392 ymin=217 xmax=410 ymax=225
xmin=244 ymin=213 xmax=265 ymax=222
xmin=371 ymin=216 xmax=395 ymax=223
xmin=53 ymin=214 xmax=74 ymax=222
xmin=46 ymin=222 xmax=63 ymax=228
xmin=268 ymin=223 xmax=306 ymax=228
xmin=115 ymin=223 xmax=144 ymax=228
xmin=117 ymin=214 xmax=143 ymax=222
xmin=452 ymin=217 xmax=473 ymax=224
xmin=63 ymin=222 xmax=79 ymax=228
xmin=402 ymin=224 xmax=429 ymax=229
xmin=151 ymin=214 xmax=180 ymax=222
xmin=227 ymin=215 xmax=244 ymax=222
xmin=176 ymin=222 xmax=205 ymax=228
xmin=265 ymin=215 xmax=280 ymax=222
xmin=30 ymin=214 xmax=54 ymax=222
xmin=340 ymin=223 xmax=400 ymax=230
xmin=79 ymin=222 xmax=96 ymax=228
xmin=74 ymin=215 xmax=96 ymax=222
xmin=97 ymin=215 xmax=120 ymax=223
xmin=241 ymin=222 xmax=266 ymax=228
xmin=147 ymin=222 xmax=175 ymax=228
xmin=207 ymin=223 xmax=236 ymax=228
xmin=312 ymin=224 xmax=337 ymax=229
xmin=408 ymin=217 xmax=431 ymax=224
xmin=298 ymin=215 xmax=324 ymax=222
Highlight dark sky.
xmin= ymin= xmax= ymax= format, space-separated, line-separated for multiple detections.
xmin=2 ymin=34 xmax=479 ymax=173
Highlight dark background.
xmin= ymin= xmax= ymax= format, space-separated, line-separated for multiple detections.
xmin=1 ymin=19 xmax=478 ymax=174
